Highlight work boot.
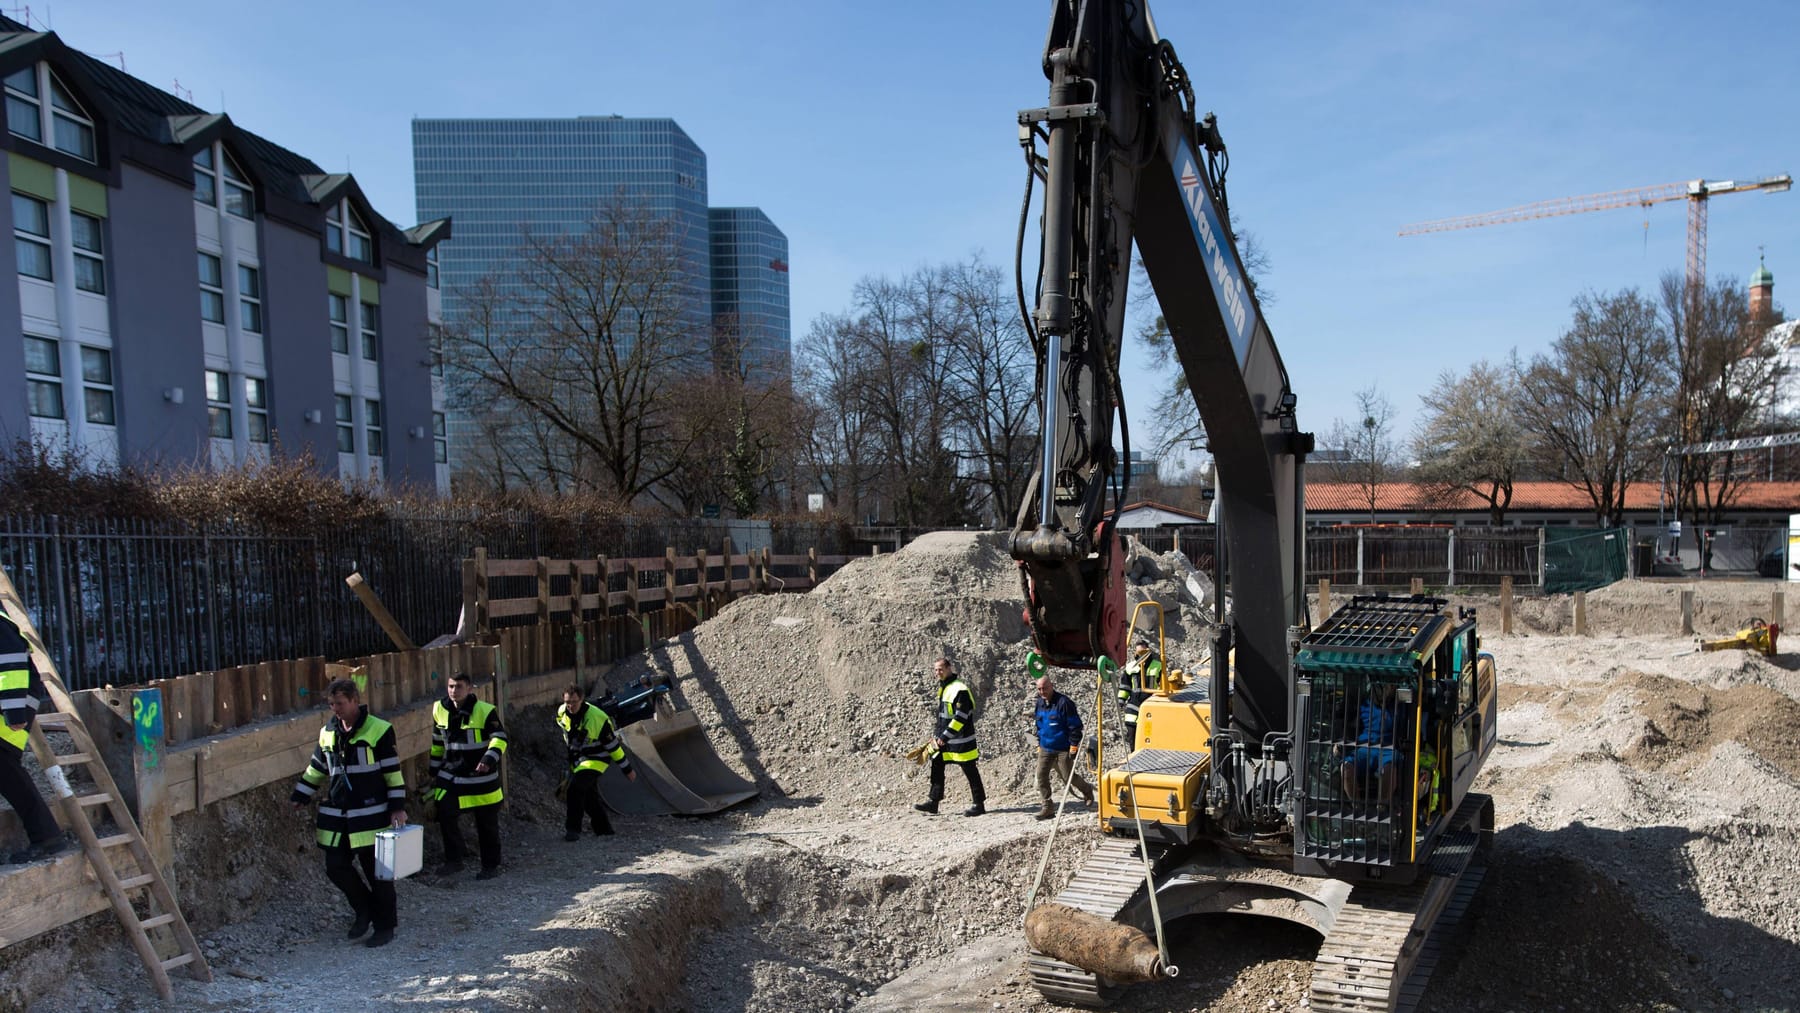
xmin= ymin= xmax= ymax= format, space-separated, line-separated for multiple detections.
xmin=1079 ymin=788 xmax=1095 ymax=805
xmin=1034 ymin=804 xmax=1055 ymax=821
xmin=913 ymin=801 xmax=938 ymax=815
xmin=346 ymin=910 xmax=372 ymax=940
xmin=365 ymin=927 xmax=395 ymax=948
xmin=963 ymin=803 xmax=986 ymax=817
xmin=476 ymin=866 xmax=501 ymax=881
xmin=436 ymin=858 xmax=465 ymax=876
xmin=563 ymin=831 xmax=581 ymax=843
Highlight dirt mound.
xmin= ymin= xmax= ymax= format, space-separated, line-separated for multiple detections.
xmin=603 ymin=531 xmax=1049 ymax=801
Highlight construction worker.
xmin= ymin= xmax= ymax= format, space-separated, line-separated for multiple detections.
xmin=557 ymin=685 xmax=635 ymax=841
xmin=1117 ymin=647 xmax=1160 ymax=749
xmin=1031 ymin=675 xmax=1094 ymax=819
xmin=1 ymin=611 xmax=67 ymax=864
xmin=428 ymin=672 xmax=508 ymax=879
xmin=915 ymin=657 xmax=985 ymax=817
xmin=290 ymin=677 xmax=407 ymax=948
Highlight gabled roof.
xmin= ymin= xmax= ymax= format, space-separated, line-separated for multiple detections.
xmin=0 ymin=15 xmax=436 ymax=244
xmin=404 ymin=218 xmax=452 ymax=246
xmin=1108 ymin=500 xmax=1210 ymax=522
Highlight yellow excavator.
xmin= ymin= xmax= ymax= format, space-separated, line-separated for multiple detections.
xmin=1006 ymin=3 xmax=1497 ymax=1008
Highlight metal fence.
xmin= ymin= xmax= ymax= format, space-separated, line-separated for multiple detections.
xmin=0 ymin=514 xmax=850 ymax=691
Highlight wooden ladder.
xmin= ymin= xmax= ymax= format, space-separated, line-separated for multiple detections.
xmin=1 ymin=568 xmax=212 ymax=1000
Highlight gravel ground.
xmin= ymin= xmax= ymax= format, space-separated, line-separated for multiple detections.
xmin=12 ymin=533 xmax=1800 ymax=1013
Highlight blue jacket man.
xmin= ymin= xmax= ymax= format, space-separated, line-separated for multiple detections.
xmin=1030 ymin=676 xmax=1094 ymax=819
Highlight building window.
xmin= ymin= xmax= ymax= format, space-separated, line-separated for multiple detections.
xmin=334 ymin=394 xmax=354 ymax=453
xmin=329 ymin=293 xmax=349 ymax=354
xmin=198 ymin=252 xmax=224 ymax=323
xmin=365 ymin=398 xmax=383 ymax=456
xmin=13 ymin=193 xmax=51 ymax=281
xmin=246 ymin=376 xmax=269 ymax=443
xmin=2 ymin=66 xmax=93 ymax=161
xmin=238 ymin=264 xmax=262 ymax=333
xmin=346 ymin=205 xmax=373 ymax=262
xmin=325 ymin=203 xmax=343 ymax=255
xmin=71 ymin=212 xmax=104 ymax=294
xmin=426 ymin=246 xmax=439 ymax=289
xmin=205 ymin=369 xmax=232 ymax=438
xmin=80 ymin=346 xmax=113 ymax=425
xmin=428 ymin=323 xmax=445 ymax=377
xmin=22 ymin=336 xmax=61 ymax=418
xmin=220 ymin=150 xmax=253 ymax=219
xmin=4 ymin=67 xmax=41 ymax=143
xmin=193 ymin=146 xmax=216 ymax=206
xmin=359 ymin=302 xmax=379 ymax=361
xmin=433 ymin=411 xmax=447 ymax=463
xmin=47 ymin=74 xmax=94 ymax=162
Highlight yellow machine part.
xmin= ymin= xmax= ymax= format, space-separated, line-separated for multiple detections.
xmin=1699 ymin=620 xmax=1780 ymax=657
xmin=1099 ymin=693 xmax=1211 ymax=834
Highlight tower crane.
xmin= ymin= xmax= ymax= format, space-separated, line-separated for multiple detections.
xmin=1398 ymin=175 xmax=1792 ymax=296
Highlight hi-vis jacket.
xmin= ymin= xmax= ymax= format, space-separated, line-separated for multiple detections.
xmin=934 ymin=676 xmax=979 ymax=763
xmin=429 ymin=695 xmax=508 ymax=809
xmin=557 ymin=700 xmax=632 ymax=776
xmin=290 ymin=706 xmax=407 ymax=849
xmin=0 ymin=613 xmax=45 ymax=753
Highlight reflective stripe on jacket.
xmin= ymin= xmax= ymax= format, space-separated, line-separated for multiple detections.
xmin=0 ymin=614 xmax=43 ymax=752
xmin=291 ymin=707 xmax=406 ymax=849
xmin=935 ymin=678 xmax=978 ymax=762
xmin=558 ymin=700 xmax=631 ymax=775
xmin=430 ymin=696 xmax=507 ymax=808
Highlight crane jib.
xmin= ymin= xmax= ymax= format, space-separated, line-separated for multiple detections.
xmin=1172 ymin=138 xmax=1251 ymax=367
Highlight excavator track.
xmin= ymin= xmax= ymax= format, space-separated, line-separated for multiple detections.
xmin=1029 ymin=793 xmax=1493 ymax=1011
xmin=1308 ymin=792 xmax=1494 ymax=1013
xmin=1027 ymin=836 xmax=1174 ymax=1005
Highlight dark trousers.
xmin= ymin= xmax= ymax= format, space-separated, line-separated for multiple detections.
xmin=0 ymin=741 xmax=60 ymax=845
xmin=1036 ymin=749 xmax=1093 ymax=804
xmin=436 ymin=798 xmax=501 ymax=868
xmin=929 ymin=757 xmax=985 ymax=804
xmin=324 ymin=841 xmax=397 ymax=930
xmin=565 ymin=769 xmax=614 ymax=835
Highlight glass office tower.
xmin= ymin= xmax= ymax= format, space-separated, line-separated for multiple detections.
xmin=709 ymin=207 xmax=791 ymax=381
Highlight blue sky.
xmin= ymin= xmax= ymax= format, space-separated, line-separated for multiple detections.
xmin=36 ymin=0 xmax=1800 ymax=471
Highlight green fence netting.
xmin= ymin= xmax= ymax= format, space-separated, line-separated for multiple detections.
xmin=1542 ymin=526 xmax=1629 ymax=593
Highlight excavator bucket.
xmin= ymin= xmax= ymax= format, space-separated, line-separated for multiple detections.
xmin=597 ymin=707 xmax=759 ymax=816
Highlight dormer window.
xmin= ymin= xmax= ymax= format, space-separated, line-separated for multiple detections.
xmin=4 ymin=67 xmax=41 ymax=143
xmin=220 ymin=151 xmax=252 ymax=218
xmin=346 ymin=205 xmax=372 ymax=262
xmin=325 ymin=198 xmax=373 ymax=263
xmin=4 ymin=64 xmax=94 ymax=161
xmin=194 ymin=144 xmax=254 ymax=218
xmin=48 ymin=76 xmax=94 ymax=161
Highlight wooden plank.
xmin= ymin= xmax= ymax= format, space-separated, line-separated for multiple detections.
xmin=251 ymin=663 xmax=273 ymax=722
xmin=484 ymin=558 xmax=538 ymax=578
xmin=0 ymin=849 xmax=110 ymax=945
xmin=487 ymin=598 xmax=538 ymax=620
xmin=344 ymin=572 xmax=418 ymax=651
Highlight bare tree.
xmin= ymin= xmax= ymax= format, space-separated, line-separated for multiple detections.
xmin=941 ymin=257 xmax=1037 ymax=526
xmin=1515 ymin=289 xmax=1672 ymax=525
xmin=795 ymin=311 xmax=880 ymax=521
xmin=1661 ymin=273 xmax=1789 ymax=529
xmin=1410 ymin=361 xmax=1529 ymax=524
xmin=442 ymin=194 xmax=704 ymax=501
xmin=1323 ymin=387 xmax=1397 ymax=525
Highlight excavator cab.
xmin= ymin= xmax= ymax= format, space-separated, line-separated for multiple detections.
xmin=1293 ymin=595 xmax=1496 ymax=884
